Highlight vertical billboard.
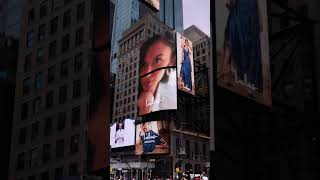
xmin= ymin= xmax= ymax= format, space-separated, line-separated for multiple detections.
xmin=88 ymin=0 xmax=109 ymax=172
xmin=137 ymin=31 xmax=177 ymax=116
xmin=110 ymin=119 xmax=135 ymax=148
xmin=216 ymin=0 xmax=271 ymax=106
xmin=139 ymin=0 xmax=160 ymax=11
xmin=176 ymin=32 xmax=195 ymax=95
xmin=135 ymin=120 xmax=170 ymax=155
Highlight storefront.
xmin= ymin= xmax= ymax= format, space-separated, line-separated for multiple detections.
xmin=110 ymin=162 xmax=155 ymax=179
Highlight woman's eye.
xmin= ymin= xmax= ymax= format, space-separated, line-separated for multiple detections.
xmin=153 ymin=57 xmax=161 ymax=64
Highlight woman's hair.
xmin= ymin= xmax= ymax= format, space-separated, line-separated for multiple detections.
xmin=139 ymin=30 xmax=176 ymax=69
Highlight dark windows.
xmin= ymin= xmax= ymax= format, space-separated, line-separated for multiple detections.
xmin=186 ymin=140 xmax=190 ymax=158
xmin=33 ymin=97 xmax=41 ymax=114
xmin=44 ymin=117 xmax=52 ymax=136
xmin=49 ymin=41 xmax=57 ymax=58
xmin=23 ymin=77 xmax=32 ymax=95
xmin=77 ymin=2 xmax=85 ymax=22
xmin=75 ymin=27 xmax=84 ymax=46
xmin=70 ymin=134 xmax=79 ymax=154
xmin=26 ymin=30 xmax=34 ymax=48
xmin=36 ymin=47 xmax=45 ymax=63
xmin=71 ymin=106 xmax=80 ymax=126
xmin=17 ymin=152 xmax=25 ymax=170
xmin=59 ymin=85 xmax=67 ymax=104
xmin=35 ymin=72 xmax=44 ymax=89
xmin=41 ymin=171 xmax=49 ymax=180
xmin=38 ymin=24 xmax=46 ymax=40
xmin=74 ymin=53 xmax=83 ymax=73
xmin=73 ymin=80 xmax=81 ymax=98
xmin=48 ymin=66 xmax=55 ymax=83
xmin=19 ymin=127 xmax=26 ymax=145
xmin=31 ymin=122 xmax=39 ymax=140
xmin=69 ymin=162 xmax=78 ymax=176
xmin=57 ymin=112 xmax=66 ymax=131
xmin=29 ymin=148 xmax=39 ymax=167
xmin=60 ymin=59 xmax=69 ymax=78
xmin=21 ymin=102 xmax=29 ymax=120
xmin=28 ymin=8 xmax=35 ymax=25
xmin=24 ymin=53 xmax=32 ymax=72
xmin=46 ymin=91 xmax=54 ymax=109
xmin=63 ymin=9 xmax=71 ymax=28
xmin=55 ymin=167 xmax=63 ymax=180
xmin=56 ymin=139 xmax=64 ymax=158
xmin=50 ymin=17 xmax=58 ymax=34
xmin=39 ymin=2 xmax=48 ymax=18
xmin=61 ymin=34 xmax=70 ymax=52
xmin=42 ymin=144 xmax=51 ymax=163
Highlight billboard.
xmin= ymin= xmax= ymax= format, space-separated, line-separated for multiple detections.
xmin=216 ymin=0 xmax=271 ymax=106
xmin=176 ymin=32 xmax=195 ymax=95
xmin=137 ymin=31 xmax=177 ymax=116
xmin=110 ymin=119 xmax=135 ymax=148
xmin=135 ymin=120 xmax=170 ymax=155
xmin=140 ymin=0 xmax=160 ymax=11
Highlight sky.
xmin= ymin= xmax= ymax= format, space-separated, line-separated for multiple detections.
xmin=182 ymin=0 xmax=210 ymax=36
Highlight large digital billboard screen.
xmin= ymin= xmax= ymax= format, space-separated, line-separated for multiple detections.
xmin=216 ymin=0 xmax=271 ymax=106
xmin=137 ymin=31 xmax=177 ymax=116
xmin=110 ymin=119 xmax=135 ymax=148
xmin=135 ymin=120 xmax=170 ymax=155
xmin=176 ymin=32 xmax=195 ymax=95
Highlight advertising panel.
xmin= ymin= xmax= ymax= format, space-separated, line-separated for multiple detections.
xmin=176 ymin=32 xmax=195 ymax=95
xmin=110 ymin=119 xmax=135 ymax=148
xmin=140 ymin=0 xmax=160 ymax=11
xmin=216 ymin=0 xmax=271 ymax=106
xmin=137 ymin=31 xmax=177 ymax=116
xmin=135 ymin=120 xmax=170 ymax=155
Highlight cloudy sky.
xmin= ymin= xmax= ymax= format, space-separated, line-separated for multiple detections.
xmin=182 ymin=0 xmax=210 ymax=36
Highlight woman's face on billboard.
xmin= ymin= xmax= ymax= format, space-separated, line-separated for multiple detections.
xmin=140 ymin=40 xmax=173 ymax=93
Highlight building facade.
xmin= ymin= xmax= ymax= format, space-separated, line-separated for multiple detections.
xmin=160 ymin=0 xmax=183 ymax=33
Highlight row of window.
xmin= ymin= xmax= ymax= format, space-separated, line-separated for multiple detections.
xmin=112 ymin=113 xmax=136 ymax=124
xmin=176 ymin=138 xmax=208 ymax=160
xmin=26 ymin=25 xmax=84 ymax=50
xmin=21 ymin=82 xmax=83 ymax=121
xmin=23 ymin=53 xmax=84 ymax=95
xmin=114 ymin=103 xmax=136 ymax=116
xmin=119 ymin=30 xmax=144 ymax=54
xmin=16 ymin=158 xmax=78 ymax=180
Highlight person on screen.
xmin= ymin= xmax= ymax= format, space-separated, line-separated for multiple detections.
xmin=138 ymin=31 xmax=177 ymax=115
xmin=114 ymin=120 xmax=125 ymax=144
xmin=138 ymin=122 xmax=168 ymax=153
xmin=179 ymin=38 xmax=192 ymax=91
xmin=220 ymin=0 xmax=263 ymax=91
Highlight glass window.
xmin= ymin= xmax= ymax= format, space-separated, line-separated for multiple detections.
xmin=36 ymin=47 xmax=45 ymax=63
xmin=74 ymin=53 xmax=83 ymax=73
xmin=61 ymin=34 xmax=70 ymax=53
xmin=17 ymin=152 xmax=25 ymax=170
xmin=63 ymin=9 xmax=71 ymax=28
xmin=47 ymin=66 xmax=55 ymax=84
xmin=76 ymin=2 xmax=85 ymax=22
xmin=46 ymin=91 xmax=54 ymax=109
xmin=28 ymin=8 xmax=35 ymax=25
xmin=57 ymin=112 xmax=66 ymax=131
xmin=50 ymin=17 xmax=58 ymax=34
xmin=26 ymin=30 xmax=34 ymax=48
xmin=35 ymin=72 xmax=44 ymax=89
xmin=24 ymin=53 xmax=32 ymax=72
xmin=38 ymin=24 xmax=46 ymax=40
xmin=69 ymin=162 xmax=78 ymax=176
xmin=59 ymin=85 xmax=67 ymax=104
xmin=33 ymin=97 xmax=41 ymax=114
xmin=44 ymin=117 xmax=52 ymax=136
xmin=49 ymin=41 xmax=57 ymax=58
xmin=56 ymin=139 xmax=64 ymax=158
xmin=55 ymin=167 xmax=63 ymax=180
xmin=23 ymin=77 xmax=32 ymax=95
xmin=40 ymin=2 xmax=48 ymax=18
xmin=72 ymin=106 xmax=80 ymax=126
xmin=70 ymin=134 xmax=79 ymax=154
xmin=19 ymin=127 xmax=26 ymax=145
xmin=31 ymin=122 xmax=39 ymax=140
xmin=73 ymin=80 xmax=81 ymax=98
xmin=42 ymin=144 xmax=51 ymax=163
xmin=60 ymin=59 xmax=69 ymax=78
xmin=75 ymin=27 xmax=84 ymax=46
xmin=41 ymin=171 xmax=49 ymax=180
xmin=21 ymin=102 xmax=28 ymax=120
xmin=29 ymin=148 xmax=39 ymax=168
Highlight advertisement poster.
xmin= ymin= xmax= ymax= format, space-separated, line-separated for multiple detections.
xmin=176 ymin=32 xmax=195 ymax=95
xmin=216 ymin=0 xmax=271 ymax=106
xmin=137 ymin=31 xmax=177 ymax=116
xmin=135 ymin=120 xmax=170 ymax=155
xmin=110 ymin=119 xmax=135 ymax=148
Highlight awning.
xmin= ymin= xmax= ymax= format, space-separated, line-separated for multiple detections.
xmin=111 ymin=162 xmax=155 ymax=169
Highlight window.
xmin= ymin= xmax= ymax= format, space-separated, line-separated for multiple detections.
xmin=17 ymin=152 xmax=25 ymax=170
xmin=31 ymin=122 xmax=39 ymax=140
xmin=57 ymin=112 xmax=66 ymax=131
xmin=70 ymin=134 xmax=79 ymax=154
xmin=74 ymin=53 xmax=83 ymax=73
xmin=60 ymin=60 xmax=69 ymax=78
xmin=69 ymin=162 xmax=78 ymax=176
xmin=48 ymin=66 xmax=55 ymax=83
xmin=23 ymin=77 xmax=32 ymax=95
xmin=24 ymin=53 xmax=32 ymax=72
xmin=61 ymin=34 xmax=70 ymax=52
xmin=41 ymin=171 xmax=49 ymax=180
xmin=202 ymin=49 xmax=205 ymax=54
xmin=186 ymin=140 xmax=190 ymax=158
xmin=42 ymin=144 xmax=50 ymax=163
xmin=19 ymin=127 xmax=26 ymax=145
xmin=72 ymin=106 xmax=80 ymax=126
xmin=28 ymin=8 xmax=35 ymax=25
xmin=203 ymin=143 xmax=207 ymax=159
xmin=26 ymin=30 xmax=34 ymax=48
xmin=77 ymin=2 xmax=85 ymax=22
xmin=44 ymin=117 xmax=52 ymax=136
xmin=56 ymin=139 xmax=64 ymax=158
xmin=49 ymin=41 xmax=57 ymax=58
xmin=194 ymin=142 xmax=199 ymax=157
xmin=29 ymin=148 xmax=39 ymax=168
xmin=38 ymin=24 xmax=46 ymax=40
xmin=50 ymin=17 xmax=58 ymax=34
xmin=59 ymin=85 xmax=67 ymax=104
xmin=36 ymin=47 xmax=45 ymax=63
xmin=33 ymin=97 xmax=41 ymax=114
xmin=40 ymin=3 xmax=48 ymax=18
xmin=75 ymin=27 xmax=84 ymax=46
xmin=28 ymin=176 xmax=36 ymax=180
xmin=21 ymin=102 xmax=28 ymax=120
xmin=63 ymin=9 xmax=71 ymax=28
xmin=73 ymin=80 xmax=81 ymax=98
xmin=55 ymin=167 xmax=63 ymax=180
xmin=35 ymin=72 xmax=44 ymax=89
xmin=46 ymin=91 xmax=54 ymax=109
